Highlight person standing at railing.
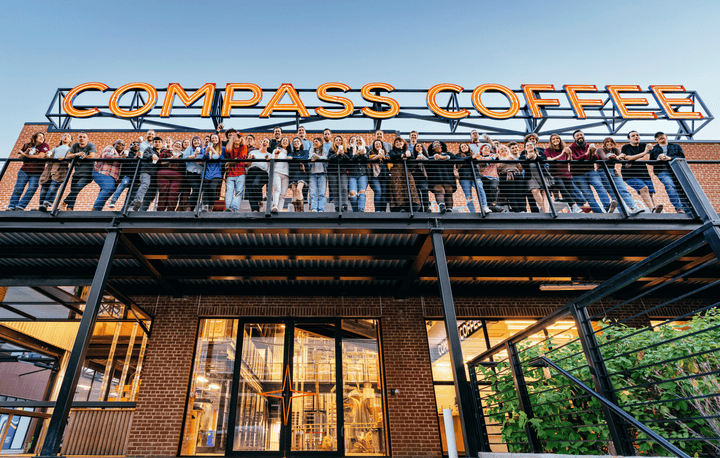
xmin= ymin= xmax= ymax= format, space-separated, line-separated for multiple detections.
xmin=426 ymin=141 xmax=456 ymax=213
xmin=271 ymin=137 xmax=291 ymax=213
xmin=138 ymin=130 xmax=155 ymax=153
xmin=348 ymin=137 xmax=369 ymax=213
xmin=180 ymin=136 xmax=204 ymax=211
xmin=92 ymin=140 xmax=124 ymax=211
xmin=649 ymin=132 xmax=690 ymax=213
xmin=156 ymin=141 xmax=185 ymax=211
xmin=520 ymin=140 xmax=549 ymax=212
xmin=596 ymin=138 xmax=645 ymax=214
xmin=37 ymin=133 xmax=72 ymax=212
xmin=456 ymin=143 xmax=488 ymax=213
xmin=369 ymin=140 xmax=390 ymax=212
xmin=198 ymin=134 xmax=224 ymax=212
xmin=388 ymin=137 xmax=420 ymax=212
xmin=246 ymin=138 xmax=270 ymax=213
xmin=106 ymin=140 xmax=140 ymax=210
xmin=289 ymin=137 xmax=309 ymax=212
xmin=130 ymin=137 xmax=161 ymax=211
xmin=327 ymin=136 xmax=351 ymax=212
xmin=474 ymin=137 xmax=501 ymax=213
xmin=374 ymin=130 xmax=392 ymax=154
xmin=544 ymin=134 xmax=583 ymax=213
xmin=308 ymin=138 xmax=328 ymax=212
xmin=61 ymin=132 xmax=97 ymax=211
xmin=497 ymin=144 xmax=526 ymax=212
xmin=566 ymin=130 xmax=615 ymax=213
xmin=224 ymin=132 xmax=247 ymax=212
xmin=411 ymin=142 xmax=431 ymax=212
xmin=7 ymin=131 xmax=50 ymax=211
xmin=269 ymin=127 xmax=283 ymax=153
xmin=297 ymin=126 xmax=312 ymax=151
xmin=621 ymin=131 xmax=662 ymax=213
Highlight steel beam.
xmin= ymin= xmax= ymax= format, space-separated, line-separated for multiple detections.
xmin=506 ymin=341 xmax=542 ymax=453
xmin=119 ymin=234 xmax=181 ymax=297
xmin=39 ymin=230 xmax=119 ymax=457
xmin=431 ymin=230 xmax=479 ymax=457
xmin=397 ymin=234 xmax=434 ymax=297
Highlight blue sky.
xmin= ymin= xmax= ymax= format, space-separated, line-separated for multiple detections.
xmin=2 ymin=0 xmax=720 ymax=154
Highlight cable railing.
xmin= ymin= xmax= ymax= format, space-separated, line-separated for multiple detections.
xmin=467 ymin=231 xmax=720 ymax=456
xmin=0 ymin=156 xmax=705 ymax=218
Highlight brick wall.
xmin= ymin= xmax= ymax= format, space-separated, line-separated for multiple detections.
xmin=3 ymin=124 xmax=719 ymax=212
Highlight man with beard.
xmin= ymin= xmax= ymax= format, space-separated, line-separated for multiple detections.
xmin=139 ymin=130 xmax=155 ymax=153
xmin=61 ymin=132 xmax=97 ymax=211
xmin=269 ymin=127 xmax=283 ymax=153
xmin=565 ymin=130 xmax=615 ymax=213
xmin=649 ymin=131 xmax=688 ymax=213
xmin=130 ymin=137 xmax=162 ymax=211
xmin=297 ymin=126 xmax=312 ymax=150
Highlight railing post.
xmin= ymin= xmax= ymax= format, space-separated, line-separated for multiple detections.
xmin=467 ymin=363 xmax=491 ymax=452
xmin=50 ymin=158 xmax=76 ymax=216
xmin=505 ymin=341 xmax=542 ymax=453
xmin=670 ymin=159 xmax=719 ymax=223
xmin=470 ymin=158 xmax=486 ymax=217
xmin=0 ymin=158 xmax=12 ymax=185
xmin=431 ymin=230 xmax=480 ymax=458
xmin=39 ymin=230 xmax=119 ymax=457
xmin=535 ymin=161 xmax=557 ymax=218
xmin=265 ymin=159 xmax=275 ymax=217
xmin=570 ymin=303 xmax=635 ymax=456
xmin=600 ymin=161 xmax=629 ymax=218
xmin=194 ymin=161 xmax=208 ymax=218
xmin=403 ymin=160 xmax=414 ymax=217
xmin=121 ymin=157 xmax=142 ymax=217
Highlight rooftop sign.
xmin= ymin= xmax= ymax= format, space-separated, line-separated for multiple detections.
xmin=46 ymin=82 xmax=713 ymax=138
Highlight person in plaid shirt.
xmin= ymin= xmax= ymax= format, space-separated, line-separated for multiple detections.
xmin=92 ymin=140 xmax=124 ymax=210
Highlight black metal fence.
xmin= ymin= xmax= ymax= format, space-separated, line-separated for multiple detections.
xmin=0 ymin=157 xmax=703 ymax=218
xmin=467 ymin=226 xmax=720 ymax=457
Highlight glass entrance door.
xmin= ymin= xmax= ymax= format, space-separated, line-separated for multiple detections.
xmin=229 ymin=321 xmax=341 ymax=457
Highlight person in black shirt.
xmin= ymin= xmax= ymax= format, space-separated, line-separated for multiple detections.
xmin=61 ymin=132 xmax=97 ymax=211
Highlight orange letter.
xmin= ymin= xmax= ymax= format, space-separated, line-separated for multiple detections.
xmin=315 ymin=82 xmax=354 ymax=119
xmin=426 ymin=84 xmax=469 ymax=119
xmin=471 ymin=84 xmax=520 ymax=119
xmin=62 ymin=82 xmax=109 ymax=117
xmin=563 ymin=85 xmax=604 ymax=119
xmin=650 ymin=85 xmax=704 ymax=120
xmin=259 ymin=83 xmax=310 ymax=118
xmin=360 ymin=83 xmax=400 ymax=119
xmin=522 ymin=84 xmax=561 ymax=118
xmin=108 ymin=82 xmax=158 ymax=118
xmin=160 ymin=83 xmax=216 ymax=117
xmin=606 ymin=85 xmax=657 ymax=119
xmin=221 ymin=83 xmax=263 ymax=117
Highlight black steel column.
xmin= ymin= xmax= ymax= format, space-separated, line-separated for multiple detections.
xmin=39 ymin=230 xmax=120 ymax=457
xmin=670 ymin=160 xmax=720 ymax=223
xmin=570 ymin=303 xmax=635 ymax=456
xmin=467 ymin=364 xmax=491 ymax=452
xmin=506 ymin=341 xmax=541 ymax=453
xmin=431 ymin=230 xmax=479 ymax=457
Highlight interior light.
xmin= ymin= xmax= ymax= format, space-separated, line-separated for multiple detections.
xmin=539 ymin=283 xmax=599 ymax=291
xmin=208 ymin=384 xmax=221 ymax=390
xmin=197 ymin=376 xmax=208 ymax=383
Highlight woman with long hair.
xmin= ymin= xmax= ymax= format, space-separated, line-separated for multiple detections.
xmin=348 ymin=136 xmax=369 ymax=212
xmin=597 ymin=137 xmax=643 ymax=214
xmin=289 ymin=137 xmax=309 ymax=212
xmin=246 ymin=139 xmax=270 ymax=212
xmin=388 ymin=137 xmax=420 ymax=212
xmin=156 ymin=140 xmax=185 ymax=211
xmin=200 ymin=134 xmax=224 ymax=211
xmin=327 ymin=135 xmax=351 ymax=212
xmin=368 ymin=140 xmax=390 ymax=212
xmin=270 ymin=137 xmax=291 ymax=212
xmin=544 ymin=133 xmax=583 ymax=213
xmin=308 ymin=138 xmax=328 ymax=212
xmin=497 ymin=144 xmax=526 ymax=212
xmin=474 ymin=143 xmax=500 ymax=212
xmin=457 ymin=142 xmax=490 ymax=213
xmin=426 ymin=141 xmax=456 ymax=213
xmin=522 ymin=140 xmax=548 ymax=212
xmin=412 ymin=143 xmax=431 ymax=212
xmin=180 ymin=136 xmax=205 ymax=211
xmin=8 ymin=131 xmax=49 ymax=211
xmin=38 ymin=133 xmax=72 ymax=211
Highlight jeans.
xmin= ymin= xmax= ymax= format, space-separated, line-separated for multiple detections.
xmin=39 ymin=180 xmax=62 ymax=207
xmin=327 ymin=169 xmax=350 ymax=211
xmin=245 ymin=168 xmax=268 ymax=212
xmin=309 ymin=173 xmax=327 ymax=212
xmin=63 ymin=173 xmax=93 ymax=209
xmin=370 ymin=175 xmax=387 ymax=212
xmin=131 ymin=173 xmax=152 ymax=210
xmin=573 ymin=171 xmax=607 ymax=213
xmin=225 ymin=175 xmax=246 ymax=211
xmin=92 ymin=170 xmax=117 ymax=211
xmin=481 ymin=176 xmax=499 ymax=205
xmin=599 ymin=171 xmax=638 ymax=210
xmin=110 ymin=176 xmax=131 ymax=205
xmin=9 ymin=169 xmax=41 ymax=209
xmin=349 ymin=175 xmax=368 ymax=212
xmin=657 ymin=171 xmax=688 ymax=212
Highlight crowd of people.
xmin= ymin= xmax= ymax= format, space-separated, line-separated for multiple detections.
xmin=4 ymin=126 xmax=691 ymax=215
